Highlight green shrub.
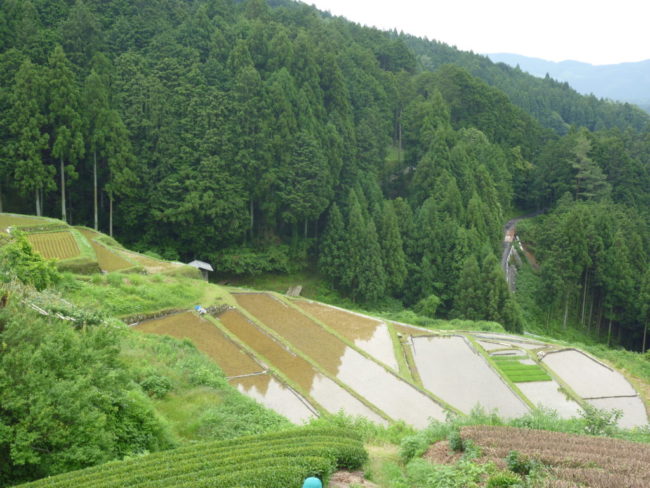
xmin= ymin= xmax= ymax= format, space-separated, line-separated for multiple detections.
xmin=486 ymin=471 xmax=521 ymax=488
xmin=139 ymin=373 xmax=172 ymax=399
xmin=506 ymin=450 xmax=537 ymax=476
xmin=448 ymin=428 xmax=465 ymax=452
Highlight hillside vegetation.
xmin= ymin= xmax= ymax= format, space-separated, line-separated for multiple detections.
xmin=0 ymin=0 xmax=649 ymax=349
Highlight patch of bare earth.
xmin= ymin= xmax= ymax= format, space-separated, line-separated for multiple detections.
xmin=423 ymin=440 xmax=464 ymax=465
xmin=328 ymin=471 xmax=378 ymax=488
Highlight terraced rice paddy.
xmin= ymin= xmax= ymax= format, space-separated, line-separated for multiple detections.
xmin=26 ymin=231 xmax=80 ymax=260
xmin=218 ymin=309 xmax=386 ymax=423
xmin=0 ymin=213 xmax=51 ymax=230
xmin=411 ymin=335 xmax=529 ymax=418
xmin=235 ymin=293 xmax=446 ymax=428
xmin=492 ymin=355 xmax=551 ymax=382
xmin=295 ymin=300 xmax=399 ymax=370
xmin=517 ymin=380 xmax=582 ymax=418
xmin=458 ymin=425 xmax=650 ymax=488
xmin=78 ymin=229 xmax=134 ymax=272
xmin=135 ymin=312 xmax=262 ymax=377
xmin=231 ymin=374 xmax=317 ymax=424
xmin=541 ymin=349 xmax=648 ymax=428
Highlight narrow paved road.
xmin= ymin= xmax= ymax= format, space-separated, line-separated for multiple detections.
xmin=501 ymin=211 xmax=544 ymax=291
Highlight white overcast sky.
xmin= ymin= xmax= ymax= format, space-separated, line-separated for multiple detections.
xmin=304 ymin=0 xmax=649 ymax=65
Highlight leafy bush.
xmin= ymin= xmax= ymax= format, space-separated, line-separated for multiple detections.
xmin=580 ymin=404 xmax=623 ymax=436
xmin=0 ymin=231 xmax=61 ymax=290
xmin=506 ymin=450 xmax=537 ymax=476
xmin=140 ymin=372 xmax=173 ymax=399
xmin=486 ymin=471 xmax=521 ymax=488
xmin=211 ymin=245 xmax=294 ymax=276
xmin=448 ymin=428 xmax=465 ymax=452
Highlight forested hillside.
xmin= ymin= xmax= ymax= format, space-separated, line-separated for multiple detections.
xmin=0 ymin=0 xmax=648 ymax=347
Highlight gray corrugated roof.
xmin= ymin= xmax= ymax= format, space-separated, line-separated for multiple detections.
xmin=188 ymin=260 xmax=214 ymax=272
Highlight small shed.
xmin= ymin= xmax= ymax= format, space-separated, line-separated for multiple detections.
xmin=188 ymin=259 xmax=214 ymax=281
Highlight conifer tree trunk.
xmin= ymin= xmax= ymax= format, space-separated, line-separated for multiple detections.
xmin=93 ymin=150 xmax=98 ymax=230
xmin=643 ymin=324 xmax=648 ymax=353
xmin=563 ymin=291 xmax=569 ymax=329
xmin=607 ymin=316 xmax=613 ymax=346
xmin=581 ymin=271 xmax=589 ymax=326
xmin=109 ymin=194 xmax=113 ymax=237
xmin=35 ymin=189 xmax=41 ymax=216
xmin=60 ymin=157 xmax=67 ymax=222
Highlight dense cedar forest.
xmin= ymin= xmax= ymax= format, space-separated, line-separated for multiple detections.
xmin=0 ymin=0 xmax=649 ymax=345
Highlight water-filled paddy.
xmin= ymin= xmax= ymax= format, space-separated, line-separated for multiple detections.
xmin=235 ymin=293 xmax=446 ymax=428
xmin=135 ymin=312 xmax=262 ymax=377
xmin=412 ymin=335 xmax=529 ymax=418
xmin=231 ymin=373 xmax=317 ymax=424
xmin=218 ymin=309 xmax=385 ymax=423
xmin=517 ymin=380 xmax=582 ymax=418
xmin=295 ymin=301 xmax=399 ymax=370
xmin=587 ymin=396 xmax=648 ymax=429
xmin=541 ymin=350 xmax=637 ymax=398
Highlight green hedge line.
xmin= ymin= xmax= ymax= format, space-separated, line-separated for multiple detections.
xmin=36 ymin=428 xmax=360 ymax=485
xmin=18 ymin=428 xmax=366 ymax=488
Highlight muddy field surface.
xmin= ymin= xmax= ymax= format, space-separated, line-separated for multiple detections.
xmin=135 ymin=312 xmax=262 ymax=377
xmin=219 ymin=309 xmax=385 ymax=423
xmin=235 ymin=293 xmax=446 ymax=428
xmin=295 ymin=301 xmax=399 ymax=370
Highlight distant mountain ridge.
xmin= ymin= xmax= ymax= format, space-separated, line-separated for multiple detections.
xmin=488 ymin=53 xmax=650 ymax=112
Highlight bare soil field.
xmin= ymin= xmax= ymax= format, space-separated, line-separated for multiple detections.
xmin=135 ymin=311 xmax=262 ymax=377
xmin=454 ymin=425 xmax=650 ymax=488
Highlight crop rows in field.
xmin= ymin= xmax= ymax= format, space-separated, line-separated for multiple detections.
xmin=0 ymin=213 xmax=52 ymax=230
xmin=461 ymin=425 xmax=650 ymax=488
xmin=492 ymin=356 xmax=551 ymax=382
xmin=18 ymin=427 xmax=366 ymax=488
xmin=26 ymin=231 xmax=80 ymax=260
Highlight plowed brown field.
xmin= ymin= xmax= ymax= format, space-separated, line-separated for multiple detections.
xmin=452 ymin=425 xmax=650 ymax=488
xmin=135 ymin=312 xmax=262 ymax=377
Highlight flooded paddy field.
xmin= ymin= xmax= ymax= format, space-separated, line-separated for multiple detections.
xmin=218 ymin=309 xmax=386 ymax=423
xmin=295 ymin=300 xmax=399 ymax=370
xmin=412 ymin=335 xmax=529 ymax=418
xmin=231 ymin=373 xmax=317 ymax=424
xmin=541 ymin=349 xmax=648 ymax=428
xmin=587 ymin=396 xmax=648 ymax=429
xmin=235 ymin=293 xmax=446 ymax=428
xmin=517 ymin=380 xmax=582 ymax=418
xmin=134 ymin=312 xmax=262 ymax=377
xmin=541 ymin=349 xmax=637 ymax=398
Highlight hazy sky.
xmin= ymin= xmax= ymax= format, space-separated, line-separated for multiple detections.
xmin=305 ymin=0 xmax=649 ymax=65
